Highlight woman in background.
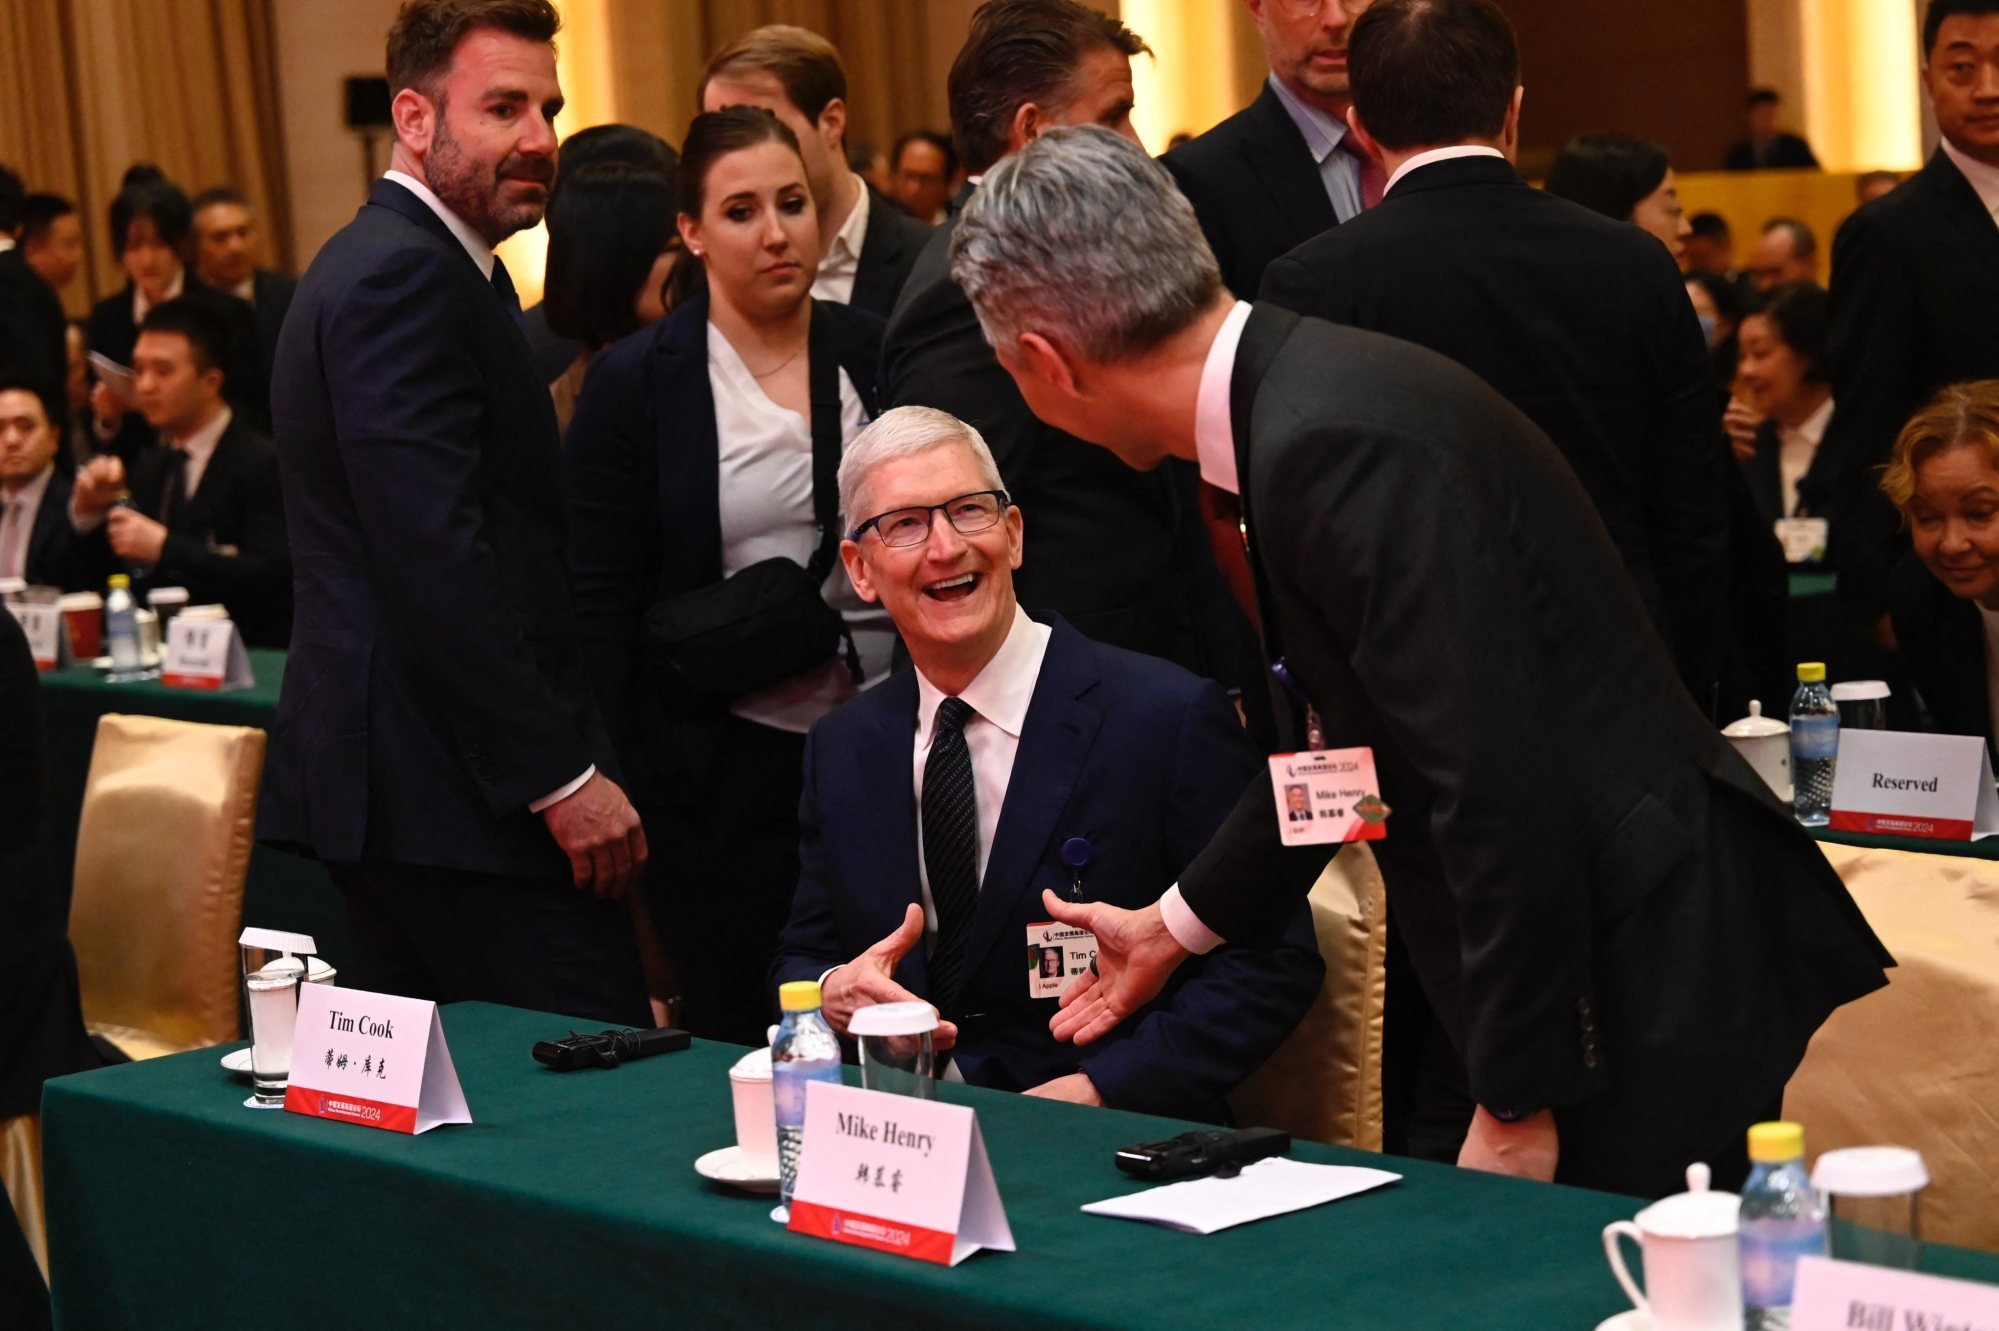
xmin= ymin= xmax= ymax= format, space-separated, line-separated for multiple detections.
xmin=1735 ymin=282 xmax=1836 ymax=528
xmin=1545 ymin=133 xmax=1692 ymax=265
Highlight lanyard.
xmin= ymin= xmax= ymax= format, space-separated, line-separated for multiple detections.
xmin=1234 ymin=503 xmax=1325 ymax=753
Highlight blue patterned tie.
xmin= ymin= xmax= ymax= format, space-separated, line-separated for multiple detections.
xmin=923 ymin=697 xmax=980 ymax=1012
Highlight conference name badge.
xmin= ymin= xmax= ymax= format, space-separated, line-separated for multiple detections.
xmin=1827 ymin=729 xmax=1999 ymax=842
xmin=788 ymin=1082 xmax=1014 ymax=1266
xmin=1026 ymin=922 xmax=1098 ymax=1000
xmin=1268 ymin=746 xmax=1388 ymax=845
xmin=161 ymin=613 xmax=254 ymax=691
xmin=1792 ymin=1255 xmax=1999 ymax=1330
xmin=285 ymin=983 xmax=472 ymax=1135
xmin=6 ymin=601 xmax=69 ymax=671
xmin=1774 ymin=516 xmax=1829 ymax=565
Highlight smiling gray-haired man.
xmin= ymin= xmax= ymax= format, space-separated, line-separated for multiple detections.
xmin=951 ymin=123 xmax=1891 ymax=1199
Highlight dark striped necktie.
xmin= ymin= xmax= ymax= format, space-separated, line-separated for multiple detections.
xmin=922 ymin=696 xmax=980 ymax=1012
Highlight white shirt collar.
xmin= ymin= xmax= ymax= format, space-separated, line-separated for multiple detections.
xmin=1777 ymin=395 xmax=1834 ymax=450
xmin=170 ymin=404 xmax=232 ymax=472
xmin=914 ymin=604 xmax=1050 ymax=748
xmin=1267 ymin=74 xmax=1348 ymax=165
xmin=829 ymin=177 xmax=869 ymax=266
xmin=1384 ymin=144 xmax=1506 ymax=195
xmin=384 ymin=169 xmax=496 ymax=278
xmin=1941 ymin=139 xmax=1999 ymax=222
xmin=0 ymin=236 xmax=14 ymax=253
xmin=229 ymin=275 xmax=255 ymax=302
xmin=4 ymin=460 xmax=53 ymax=507
xmin=133 ymin=267 xmax=185 ymax=326
xmin=1194 ymin=300 xmax=1253 ymax=496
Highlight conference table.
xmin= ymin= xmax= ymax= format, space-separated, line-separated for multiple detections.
xmin=43 ymin=1003 xmax=1998 ymax=1330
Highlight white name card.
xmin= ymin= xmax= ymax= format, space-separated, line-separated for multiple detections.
xmin=1775 ymin=516 xmax=1830 ymax=564
xmin=1794 ymin=1255 xmax=1999 ymax=1330
xmin=1828 ymin=730 xmax=1999 ymax=842
xmin=788 ymin=1081 xmax=1014 ymax=1266
xmin=7 ymin=601 xmax=68 ymax=671
xmin=161 ymin=614 xmax=253 ymax=690
xmin=1268 ymin=745 xmax=1388 ymax=846
xmin=284 ymin=983 xmax=471 ymax=1135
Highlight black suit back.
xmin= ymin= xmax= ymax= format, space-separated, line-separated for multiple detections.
xmin=1259 ymin=156 xmax=1731 ymax=704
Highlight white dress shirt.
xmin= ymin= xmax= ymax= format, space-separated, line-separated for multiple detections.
xmin=0 ymin=463 xmax=54 ymax=580
xmin=132 ymin=268 xmax=185 ymax=328
xmin=708 ymin=323 xmax=892 ymax=733
xmin=1384 ymin=144 xmax=1505 ymax=196
xmin=1266 ymin=75 xmax=1366 ymax=222
xmin=810 ymin=177 xmax=870 ymax=305
xmin=1776 ymin=395 xmax=1833 ymax=518
xmin=1942 ymin=139 xmax=1999 ymax=225
xmin=382 ymin=170 xmax=591 ymax=812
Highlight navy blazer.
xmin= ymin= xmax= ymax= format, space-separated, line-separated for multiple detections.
xmin=773 ymin=615 xmax=1324 ymax=1123
xmin=259 ymin=178 xmax=612 ymax=876
xmin=565 ymin=289 xmax=883 ymax=807
xmin=21 ymin=468 xmax=109 ymax=593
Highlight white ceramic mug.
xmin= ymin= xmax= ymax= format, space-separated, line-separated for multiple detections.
xmin=728 ymin=1047 xmax=777 ymax=1176
xmin=1602 ymin=1163 xmax=1742 ymax=1331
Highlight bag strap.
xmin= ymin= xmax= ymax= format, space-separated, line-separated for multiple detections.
xmin=805 ymin=302 xmax=864 ymax=685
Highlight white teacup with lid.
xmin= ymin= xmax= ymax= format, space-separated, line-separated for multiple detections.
xmin=1602 ymin=1162 xmax=1742 ymax=1331
xmin=1723 ymin=700 xmax=1792 ymax=801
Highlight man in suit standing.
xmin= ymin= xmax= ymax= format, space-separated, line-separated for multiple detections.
xmin=1815 ymin=0 xmax=1999 ymax=620
xmin=68 ymin=300 xmax=290 ymax=646
xmin=699 ymin=25 xmax=932 ymax=320
xmin=1723 ymin=89 xmax=1821 ymax=171
xmin=1259 ymin=0 xmax=1731 ymax=713
xmin=0 ymin=381 xmax=102 ymax=591
xmin=0 ymin=167 xmax=67 ymax=420
xmin=950 ymin=122 xmax=1891 ymax=1198
xmin=886 ymin=0 xmax=1214 ymax=670
xmin=190 ymin=188 xmax=297 ymax=395
xmin=773 ymin=406 xmax=1321 ymax=1119
xmin=1163 ymin=0 xmax=1382 ymax=300
xmin=258 ymin=0 xmax=649 ymax=1024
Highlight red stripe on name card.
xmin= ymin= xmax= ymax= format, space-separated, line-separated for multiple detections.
xmin=285 ymin=1086 xmax=418 ymax=1134
xmin=161 ymin=671 xmax=222 ymax=690
xmin=788 ymin=1201 xmax=956 ymax=1265
xmin=1828 ymin=810 xmax=1972 ymax=841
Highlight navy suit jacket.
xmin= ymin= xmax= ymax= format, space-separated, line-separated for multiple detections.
xmin=565 ymin=289 xmax=882 ymax=810
xmin=773 ymin=615 xmax=1324 ymax=1123
xmin=21 ymin=468 xmax=109 ymax=593
xmin=259 ymin=178 xmax=613 ymax=876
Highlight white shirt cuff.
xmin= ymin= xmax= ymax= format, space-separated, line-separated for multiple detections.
xmin=529 ymin=765 xmax=595 ymax=813
xmin=1158 ymin=883 xmax=1225 ymax=955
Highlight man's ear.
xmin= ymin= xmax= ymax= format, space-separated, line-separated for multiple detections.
xmin=1344 ymin=106 xmax=1385 ymax=165
xmin=1502 ymin=85 xmax=1525 ymax=155
xmin=1003 ymin=504 xmax=1024 ymax=572
xmin=391 ymin=86 xmax=435 ymax=159
xmin=839 ymin=538 xmax=880 ymax=604
xmin=1014 ymin=331 xmax=1080 ymax=400
xmin=819 ymin=96 xmax=848 ymax=154
xmin=1007 ymin=100 xmax=1045 ymax=156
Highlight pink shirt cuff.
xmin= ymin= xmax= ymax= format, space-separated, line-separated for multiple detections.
xmin=1158 ymin=884 xmax=1224 ymax=955
xmin=529 ymin=765 xmax=595 ymax=813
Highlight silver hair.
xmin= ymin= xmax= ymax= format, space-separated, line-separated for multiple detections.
xmin=838 ymin=405 xmax=1006 ymax=528
xmin=949 ymin=125 xmax=1222 ymax=364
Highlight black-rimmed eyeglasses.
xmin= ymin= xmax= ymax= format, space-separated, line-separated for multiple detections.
xmin=849 ymin=490 xmax=1011 ymax=548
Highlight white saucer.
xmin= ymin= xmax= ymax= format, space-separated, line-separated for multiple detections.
xmin=219 ymin=1048 xmax=252 ymax=1076
xmin=694 ymin=1146 xmax=780 ymax=1194
xmin=1596 ymin=1311 xmax=1652 ymax=1331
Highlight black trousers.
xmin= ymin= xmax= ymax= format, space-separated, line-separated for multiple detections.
xmin=328 ymin=860 xmax=650 ymax=1027
xmin=644 ymin=717 xmax=808 ymax=1047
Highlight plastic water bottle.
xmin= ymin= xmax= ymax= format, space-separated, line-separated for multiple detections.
xmin=1740 ymin=1121 xmax=1827 ymax=1330
xmin=771 ymin=979 xmax=841 ymax=1222
xmin=105 ymin=574 xmax=145 ymax=680
xmin=1789 ymin=663 xmax=1838 ymax=826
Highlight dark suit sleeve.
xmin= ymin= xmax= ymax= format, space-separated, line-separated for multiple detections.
xmin=321 ymin=244 xmax=593 ymax=815
xmin=152 ymin=446 xmax=291 ymax=625
xmin=1077 ymin=679 xmax=1324 ymax=1115
xmin=770 ymin=724 xmax=850 ymax=990
xmin=884 ymin=288 xmax=1041 ymax=490
xmin=1185 ymin=437 xmax=1607 ymax=1114
xmin=1256 ymin=251 xmax=1325 ymax=318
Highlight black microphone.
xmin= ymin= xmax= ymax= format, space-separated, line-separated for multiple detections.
xmin=531 ymin=1026 xmax=690 ymax=1071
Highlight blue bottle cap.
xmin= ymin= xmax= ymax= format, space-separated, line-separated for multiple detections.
xmin=1060 ymin=837 xmax=1093 ymax=870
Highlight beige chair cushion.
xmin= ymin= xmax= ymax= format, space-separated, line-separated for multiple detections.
xmin=2 ymin=1114 xmax=44 ymax=1281
xmin=1786 ymin=841 xmax=1999 ymax=1253
xmin=1228 ymin=843 xmax=1388 ymax=1151
xmin=69 ymin=713 xmax=266 ymax=1055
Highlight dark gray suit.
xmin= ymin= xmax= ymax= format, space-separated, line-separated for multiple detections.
xmin=1178 ymin=305 xmax=1891 ymax=1198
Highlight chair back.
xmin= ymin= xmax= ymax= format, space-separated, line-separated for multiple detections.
xmin=1228 ymin=843 xmax=1389 ymax=1151
xmin=68 ymin=714 xmax=265 ymax=1054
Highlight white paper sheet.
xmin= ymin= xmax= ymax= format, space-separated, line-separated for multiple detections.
xmin=1082 ymin=1158 xmax=1401 ymax=1234
xmin=87 ymin=352 xmax=136 ymax=407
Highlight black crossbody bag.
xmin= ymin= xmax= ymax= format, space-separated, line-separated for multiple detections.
xmin=642 ymin=312 xmax=862 ymax=717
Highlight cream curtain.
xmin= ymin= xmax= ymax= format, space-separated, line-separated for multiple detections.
xmin=0 ymin=0 xmax=292 ymax=314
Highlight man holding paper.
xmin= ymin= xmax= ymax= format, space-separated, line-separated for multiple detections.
xmin=947 ymin=114 xmax=1892 ymax=1198
xmin=772 ymin=406 xmax=1322 ymax=1122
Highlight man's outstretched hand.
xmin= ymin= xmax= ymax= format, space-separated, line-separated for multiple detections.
xmin=1042 ymin=890 xmax=1189 ymax=1046
xmin=822 ymin=903 xmax=958 ymax=1052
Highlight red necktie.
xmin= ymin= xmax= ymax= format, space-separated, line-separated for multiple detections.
xmin=1197 ymin=481 xmax=1261 ymax=635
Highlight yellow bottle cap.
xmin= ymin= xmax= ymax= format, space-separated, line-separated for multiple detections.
xmin=1748 ymin=1121 xmax=1805 ymax=1163
xmin=107 ymin=574 xmax=130 ymax=590
xmin=778 ymin=980 xmax=823 ymax=1012
xmin=1796 ymin=662 xmax=1826 ymax=683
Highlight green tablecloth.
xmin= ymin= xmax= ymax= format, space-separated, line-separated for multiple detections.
xmin=41 ymin=1003 xmax=1999 ymax=1330
xmin=35 ymin=649 xmax=350 ymax=962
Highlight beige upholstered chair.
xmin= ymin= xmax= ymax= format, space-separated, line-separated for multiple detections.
xmin=1786 ymin=842 xmax=1999 ymax=1253
xmin=68 ymin=713 xmax=266 ymax=1060
xmin=1229 ymin=843 xmax=1390 ymax=1151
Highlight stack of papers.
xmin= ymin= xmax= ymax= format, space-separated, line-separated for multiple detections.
xmin=1082 ymin=1158 xmax=1402 ymax=1234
